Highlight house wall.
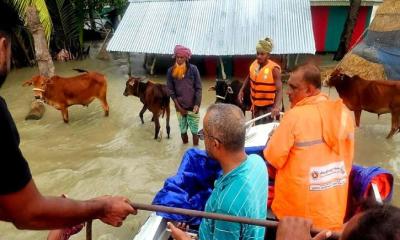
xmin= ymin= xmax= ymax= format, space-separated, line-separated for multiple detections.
xmin=311 ymin=6 xmax=372 ymax=52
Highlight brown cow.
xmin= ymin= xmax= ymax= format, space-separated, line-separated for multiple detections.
xmin=328 ymin=69 xmax=400 ymax=138
xmin=123 ymin=77 xmax=170 ymax=139
xmin=23 ymin=69 xmax=109 ymax=123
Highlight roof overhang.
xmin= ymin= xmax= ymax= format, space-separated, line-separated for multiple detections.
xmin=108 ymin=0 xmax=316 ymax=55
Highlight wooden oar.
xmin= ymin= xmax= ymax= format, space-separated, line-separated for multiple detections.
xmin=131 ymin=203 xmax=341 ymax=239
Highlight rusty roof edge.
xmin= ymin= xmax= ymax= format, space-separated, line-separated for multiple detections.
xmin=310 ymin=0 xmax=382 ymax=6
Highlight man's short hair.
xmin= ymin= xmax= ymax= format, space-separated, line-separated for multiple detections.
xmin=345 ymin=204 xmax=400 ymax=240
xmin=292 ymin=63 xmax=321 ymax=89
xmin=205 ymin=103 xmax=246 ymax=152
xmin=0 ymin=1 xmax=21 ymax=38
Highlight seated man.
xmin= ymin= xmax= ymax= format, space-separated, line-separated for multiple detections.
xmin=264 ymin=64 xmax=355 ymax=231
xmin=170 ymin=103 xmax=268 ymax=239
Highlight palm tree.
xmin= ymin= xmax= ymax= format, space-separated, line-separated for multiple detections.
xmin=8 ymin=0 xmax=55 ymax=77
xmin=6 ymin=0 xmax=54 ymax=119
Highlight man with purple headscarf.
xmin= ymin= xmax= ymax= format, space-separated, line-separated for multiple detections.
xmin=167 ymin=45 xmax=202 ymax=146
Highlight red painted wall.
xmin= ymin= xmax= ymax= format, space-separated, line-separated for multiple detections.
xmin=311 ymin=6 xmax=372 ymax=52
xmin=311 ymin=6 xmax=329 ymax=52
xmin=203 ymin=57 xmax=218 ymax=77
xmin=233 ymin=57 xmax=254 ymax=79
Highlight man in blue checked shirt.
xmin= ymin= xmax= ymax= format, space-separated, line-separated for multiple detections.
xmin=169 ymin=103 xmax=268 ymax=240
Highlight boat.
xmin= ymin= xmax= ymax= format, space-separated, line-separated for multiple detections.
xmin=132 ymin=113 xmax=393 ymax=240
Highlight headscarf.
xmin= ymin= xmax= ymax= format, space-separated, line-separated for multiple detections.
xmin=173 ymin=45 xmax=192 ymax=59
xmin=256 ymin=38 xmax=273 ymax=54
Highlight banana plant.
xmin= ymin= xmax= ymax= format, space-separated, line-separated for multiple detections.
xmin=9 ymin=0 xmax=53 ymax=42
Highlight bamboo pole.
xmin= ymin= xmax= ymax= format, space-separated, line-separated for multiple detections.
xmin=131 ymin=203 xmax=340 ymax=239
xmin=244 ymin=112 xmax=284 ymax=128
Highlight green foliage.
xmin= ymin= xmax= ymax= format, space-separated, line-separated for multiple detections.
xmin=4 ymin=0 xmax=128 ymax=66
xmin=10 ymin=0 xmax=53 ymax=41
xmin=45 ymin=0 xmax=84 ymax=51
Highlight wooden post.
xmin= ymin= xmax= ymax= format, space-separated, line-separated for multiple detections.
xmin=219 ymin=57 xmax=227 ymax=80
xmin=128 ymin=53 xmax=132 ymax=77
xmin=150 ymin=56 xmax=157 ymax=75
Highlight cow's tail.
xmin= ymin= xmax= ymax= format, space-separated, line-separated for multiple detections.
xmin=73 ymin=68 xmax=89 ymax=73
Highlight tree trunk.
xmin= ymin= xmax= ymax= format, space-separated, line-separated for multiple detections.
xmin=26 ymin=5 xmax=55 ymax=77
xmin=25 ymin=100 xmax=46 ymax=120
xmin=333 ymin=0 xmax=362 ymax=60
xmin=25 ymin=5 xmax=55 ymax=120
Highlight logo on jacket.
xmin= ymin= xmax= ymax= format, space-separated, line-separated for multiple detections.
xmin=309 ymin=161 xmax=347 ymax=191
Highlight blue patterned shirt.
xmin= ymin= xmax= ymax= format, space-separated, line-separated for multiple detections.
xmin=199 ymin=154 xmax=268 ymax=240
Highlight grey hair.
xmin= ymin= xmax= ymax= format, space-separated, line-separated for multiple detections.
xmin=205 ymin=103 xmax=246 ymax=151
xmin=292 ymin=63 xmax=322 ymax=89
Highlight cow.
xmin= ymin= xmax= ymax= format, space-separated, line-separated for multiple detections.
xmin=328 ymin=69 xmax=400 ymax=139
xmin=123 ymin=77 xmax=171 ymax=140
xmin=23 ymin=69 xmax=109 ymax=123
xmin=209 ymin=79 xmax=251 ymax=113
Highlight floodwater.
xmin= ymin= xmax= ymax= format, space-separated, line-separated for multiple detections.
xmin=0 ymin=54 xmax=399 ymax=240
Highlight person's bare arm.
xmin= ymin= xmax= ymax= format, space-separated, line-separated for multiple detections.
xmin=276 ymin=217 xmax=331 ymax=240
xmin=0 ymin=180 xmax=136 ymax=230
xmin=271 ymin=67 xmax=283 ymax=118
xmin=238 ymin=75 xmax=250 ymax=104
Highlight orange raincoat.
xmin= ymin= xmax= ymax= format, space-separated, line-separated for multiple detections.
xmin=264 ymin=93 xmax=355 ymax=231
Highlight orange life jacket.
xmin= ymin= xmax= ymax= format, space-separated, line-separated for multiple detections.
xmin=249 ymin=60 xmax=281 ymax=107
xmin=264 ymin=93 xmax=355 ymax=231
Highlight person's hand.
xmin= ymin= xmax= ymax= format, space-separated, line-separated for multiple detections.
xmin=94 ymin=195 xmax=137 ymax=227
xmin=193 ymin=105 xmax=199 ymax=114
xmin=271 ymin=107 xmax=280 ymax=119
xmin=238 ymin=89 xmax=244 ymax=104
xmin=179 ymin=107 xmax=188 ymax=116
xmin=180 ymin=108 xmax=188 ymax=116
xmin=167 ymin=222 xmax=191 ymax=240
xmin=175 ymin=105 xmax=187 ymax=116
xmin=276 ymin=217 xmax=331 ymax=240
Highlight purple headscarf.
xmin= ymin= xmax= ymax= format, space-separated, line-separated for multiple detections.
xmin=173 ymin=45 xmax=192 ymax=59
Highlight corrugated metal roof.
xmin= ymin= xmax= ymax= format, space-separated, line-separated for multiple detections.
xmin=107 ymin=0 xmax=316 ymax=55
xmin=310 ymin=0 xmax=382 ymax=6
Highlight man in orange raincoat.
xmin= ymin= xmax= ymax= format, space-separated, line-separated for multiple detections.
xmin=264 ymin=63 xmax=355 ymax=231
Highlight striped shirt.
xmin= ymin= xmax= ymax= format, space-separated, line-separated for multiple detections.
xmin=199 ymin=154 xmax=268 ymax=240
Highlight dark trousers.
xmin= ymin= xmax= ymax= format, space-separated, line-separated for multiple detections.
xmin=253 ymin=105 xmax=274 ymax=125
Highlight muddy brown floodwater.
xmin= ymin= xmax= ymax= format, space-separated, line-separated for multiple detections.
xmin=0 ymin=56 xmax=398 ymax=240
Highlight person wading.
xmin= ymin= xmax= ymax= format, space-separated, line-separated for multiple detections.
xmin=167 ymin=45 xmax=202 ymax=145
xmin=238 ymin=37 xmax=283 ymax=125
